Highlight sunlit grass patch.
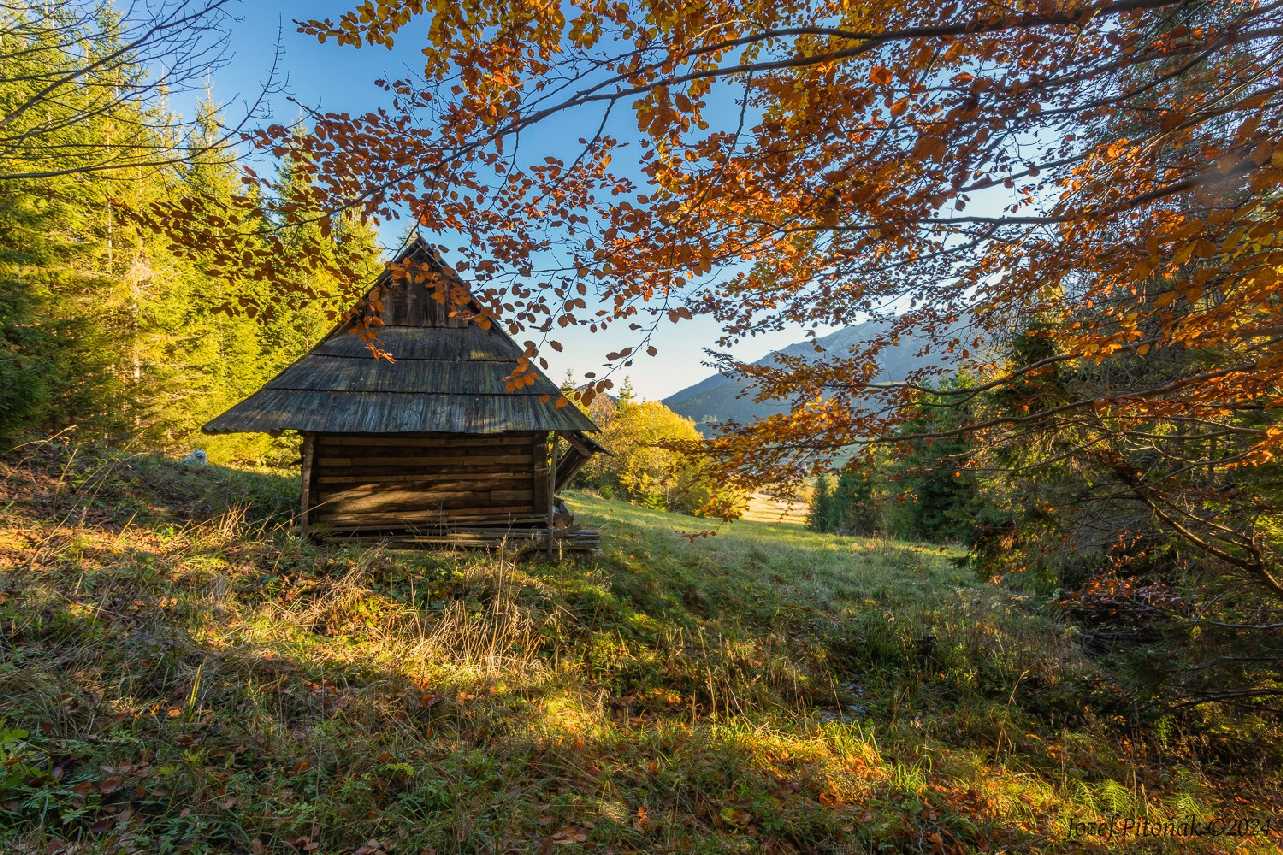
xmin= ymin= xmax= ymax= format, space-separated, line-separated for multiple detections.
xmin=1 ymin=446 xmax=1280 ymax=852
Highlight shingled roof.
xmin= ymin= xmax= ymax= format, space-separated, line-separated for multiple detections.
xmin=203 ymin=237 xmax=597 ymax=435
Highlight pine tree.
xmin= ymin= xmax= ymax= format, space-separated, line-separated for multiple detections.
xmin=884 ymin=377 xmax=984 ymax=543
xmin=808 ymin=474 xmax=833 ymax=532
xmin=0 ymin=46 xmax=384 ymax=460
xmin=333 ymin=209 xmax=383 ymax=302
xmin=175 ymin=95 xmax=277 ymax=460
xmin=832 ymin=465 xmax=879 ymax=535
xmin=0 ymin=16 xmax=139 ymax=440
xmin=262 ymin=133 xmax=340 ymax=361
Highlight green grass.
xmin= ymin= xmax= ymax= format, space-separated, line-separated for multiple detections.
xmin=1 ymin=444 xmax=1281 ymax=852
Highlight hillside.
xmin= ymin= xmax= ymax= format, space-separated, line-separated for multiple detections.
xmin=663 ymin=319 xmax=950 ymax=433
xmin=2 ymin=446 xmax=1281 ymax=852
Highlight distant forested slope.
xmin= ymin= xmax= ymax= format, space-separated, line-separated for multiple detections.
xmin=662 ymin=319 xmax=950 ymax=434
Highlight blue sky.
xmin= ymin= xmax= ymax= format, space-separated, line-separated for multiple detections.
xmin=173 ymin=1 xmax=849 ymax=401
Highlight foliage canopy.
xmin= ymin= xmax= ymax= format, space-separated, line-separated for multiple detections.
xmin=204 ymin=0 xmax=1283 ymax=601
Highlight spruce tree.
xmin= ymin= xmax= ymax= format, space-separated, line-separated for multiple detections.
xmin=808 ymin=474 xmax=833 ymax=533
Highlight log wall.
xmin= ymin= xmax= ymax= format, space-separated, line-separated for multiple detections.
xmin=306 ymin=431 xmax=550 ymax=532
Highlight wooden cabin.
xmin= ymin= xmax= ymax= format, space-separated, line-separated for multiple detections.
xmin=203 ymin=236 xmax=602 ymax=554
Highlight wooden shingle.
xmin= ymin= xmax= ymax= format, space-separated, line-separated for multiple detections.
xmin=203 ymin=236 xmax=596 ymax=437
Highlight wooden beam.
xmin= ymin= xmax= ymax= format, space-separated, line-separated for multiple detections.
xmin=554 ymin=448 xmax=589 ymax=491
xmin=316 ymin=453 xmax=533 ymax=467
xmin=300 ymin=432 xmax=316 ymax=536
xmin=314 ymin=469 xmax=526 ymax=482
xmin=532 ymin=433 xmax=549 ymax=516
xmin=317 ymin=434 xmax=538 ymax=448
xmin=320 ymin=527 xmax=601 ymax=555
xmin=547 ymin=431 xmax=558 ymax=560
xmin=315 ymin=504 xmax=542 ymax=525
xmin=565 ymin=432 xmax=595 ymax=456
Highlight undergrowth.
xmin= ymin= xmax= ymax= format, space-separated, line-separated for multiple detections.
xmin=1 ymin=444 xmax=1280 ymax=852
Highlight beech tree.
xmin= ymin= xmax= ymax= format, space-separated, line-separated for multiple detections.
xmin=157 ymin=1 xmax=1281 ymax=591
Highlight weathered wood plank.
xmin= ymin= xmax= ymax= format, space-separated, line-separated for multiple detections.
xmin=321 ymin=489 xmax=534 ymax=514
xmin=546 ymin=431 xmax=557 ymax=558
xmin=317 ymin=433 xmax=538 ymax=448
xmin=323 ymin=475 xmax=528 ymax=495
xmin=314 ymin=466 xmax=530 ymax=481
xmin=315 ymin=505 xmax=540 ymax=524
xmin=554 ymin=447 xmax=590 ymax=491
xmin=315 ymin=472 xmax=528 ymax=486
xmin=532 ymin=432 xmax=551 ymax=514
xmin=319 ymin=528 xmax=601 ymax=556
xmin=564 ymin=432 xmax=598 ymax=456
xmin=300 ymin=433 xmax=316 ymax=534
xmin=317 ymin=453 xmax=533 ymax=467
xmin=317 ymin=514 xmax=551 ymax=531
xmin=317 ymin=444 xmax=536 ymax=459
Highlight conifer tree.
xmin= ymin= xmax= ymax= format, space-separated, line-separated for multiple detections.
xmin=807 ymin=474 xmax=833 ymax=533
xmin=175 ymin=95 xmax=277 ymax=460
xmin=0 ymin=18 xmax=135 ymax=440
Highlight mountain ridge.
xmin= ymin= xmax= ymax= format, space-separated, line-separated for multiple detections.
xmin=661 ymin=319 xmax=948 ymax=433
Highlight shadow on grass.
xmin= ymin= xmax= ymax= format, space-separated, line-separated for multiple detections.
xmin=1 ymin=449 xmax=1274 ymax=852
xmin=3 ymin=589 xmax=1092 ymax=853
xmin=1 ymin=442 xmax=298 ymax=534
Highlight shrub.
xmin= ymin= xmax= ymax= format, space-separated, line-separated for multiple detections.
xmin=579 ymin=398 xmax=744 ymax=518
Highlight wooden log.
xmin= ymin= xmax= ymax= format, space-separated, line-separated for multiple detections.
xmin=317 ymin=452 xmax=536 ymax=468
xmin=490 ymin=489 xmax=535 ymax=503
xmin=326 ymin=527 xmax=602 ymax=540
xmin=316 ymin=505 xmax=538 ymax=526
xmin=319 ymin=512 xmax=551 ymax=527
xmin=317 ymin=434 xmax=538 ymax=448
xmin=320 ymin=490 xmax=535 ymax=515
xmin=316 ymin=453 xmax=533 ymax=467
xmin=317 ymin=442 xmax=536 ymax=458
xmin=321 ymin=527 xmax=601 ymax=555
xmin=315 ymin=463 xmax=530 ymax=478
xmin=322 ymin=492 xmax=486 ymax=513
xmin=315 ymin=505 xmax=543 ymax=524
xmin=318 ymin=481 xmax=531 ymax=501
xmin=315 ymin=471 xmax=528 ymax=486
xmin=317 ymin=516 xmax=551 ymax=533
xmin=315 ymin=470 xmax=528 ymax=485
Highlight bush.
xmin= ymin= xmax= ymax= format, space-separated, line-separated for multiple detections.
xmin=576 ymin=397 xmax=745 ymax=518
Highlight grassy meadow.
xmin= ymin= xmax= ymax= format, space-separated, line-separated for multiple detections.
xmin=2 ymin=444 xmax=1281 ymax=852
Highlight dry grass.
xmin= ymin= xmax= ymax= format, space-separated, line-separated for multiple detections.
xmin=739 ymin=490 xmax=811 ymax=525
xmin=1 ymin=444 xmax=1281 ymax=852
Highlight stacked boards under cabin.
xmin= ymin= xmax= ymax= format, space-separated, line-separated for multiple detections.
xmin=204 ymin=236 xmax=602 ymax=554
